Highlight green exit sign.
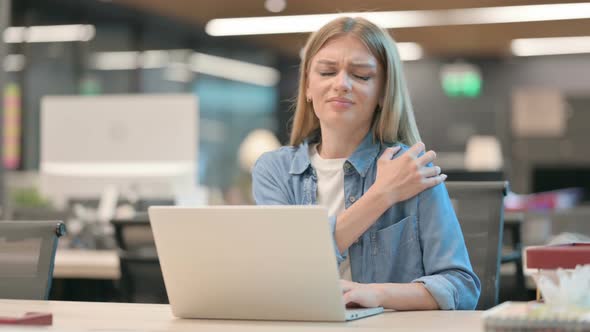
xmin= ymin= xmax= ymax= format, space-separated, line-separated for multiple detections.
xmin=440 ymin=63 xmax=482 ymax=98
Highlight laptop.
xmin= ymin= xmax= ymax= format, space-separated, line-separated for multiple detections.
xmin=148 ymin=205 xmax=384 ymax=321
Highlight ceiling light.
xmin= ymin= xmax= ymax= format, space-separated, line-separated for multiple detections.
xmin=397 ymin=42 xmax=423 ymax=61
xmin=91 ymin=51 xmax=140 ymax=70
xmin=3 ymin=24 xmax=95 ymax=43
xmin=88 ymin=49 xmax=281 ymax=86
xmin=511 ymin=36 xmax=590 ymax=56
xmin=190 ymin=53 xmax=280 ymax=87
xmin=140 ymin=49 xmax=191 ymax=69
xmin=164 ymin=62 xmax=193 ymax=83
xmin=206 ymin=3 xmax=590 ymax=36
xmin=141 ymin=50 xmax=170 ymax=69
xmin=265 ymin=0 xmax=287 ymax=13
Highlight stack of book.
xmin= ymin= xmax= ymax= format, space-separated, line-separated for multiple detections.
xmin=484 ymin=301 xmax=590 ymax=332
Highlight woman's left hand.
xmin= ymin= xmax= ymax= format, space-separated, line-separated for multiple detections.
xmin=340 ymin=280 xmax=382 ymax=308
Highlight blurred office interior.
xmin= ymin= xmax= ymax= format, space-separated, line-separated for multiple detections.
xmin=1 ymin=0 xmax=589 ymax=304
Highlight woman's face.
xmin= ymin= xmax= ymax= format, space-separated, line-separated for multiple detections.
xmin=306 ymin=34 xmax=384 ymax=134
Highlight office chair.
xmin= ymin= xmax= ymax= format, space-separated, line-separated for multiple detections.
xmin=444 ymin=170 xmax=505 ymax=182
xmin=0 ymin=220 xmax=66 ymax=300
xmin=445 ymin=181 xmax=508 ymax=310
xmin=111 ymin=213 xmax=167 ymax=303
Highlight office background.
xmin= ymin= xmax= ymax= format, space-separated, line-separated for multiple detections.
xmin=3 ymin=1 xmax=590 ymax=199
xmin=1 ymin=0 xmax=589 ymax=304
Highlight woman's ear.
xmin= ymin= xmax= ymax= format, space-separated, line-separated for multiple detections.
xmin=305 ymin=81 xmax=312 ymax=103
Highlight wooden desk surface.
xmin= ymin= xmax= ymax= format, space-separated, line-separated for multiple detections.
xmin=0 ymin=299 xmax=484 ymax=331
xmin=53 ymin=249 xmax=120 ymax=280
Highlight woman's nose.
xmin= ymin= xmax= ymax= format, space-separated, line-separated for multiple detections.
xmin=333 ymin=70 xmax=352 ymax=91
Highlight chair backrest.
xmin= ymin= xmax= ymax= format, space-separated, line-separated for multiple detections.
xmin=445 ymin=181 xmax=508 ymax=310
xmin=111 ymin=213 xmax=154 ymax=252
xmin=111 ymin=214 xmax=167 ymax=303
xmin=0 ymin=220 xmax=66 ymax=300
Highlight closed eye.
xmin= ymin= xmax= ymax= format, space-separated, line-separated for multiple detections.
xmin=354 ymin=75 xmax=371 ymax=81
xmin=320 ymin=72 xmax=336 ymax=77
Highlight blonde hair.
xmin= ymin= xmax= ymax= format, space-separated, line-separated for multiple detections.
xmin=289 ymin=16 xmax=421 ymax=147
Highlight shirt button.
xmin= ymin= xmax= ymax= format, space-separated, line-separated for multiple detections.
xmin=349 ymin=196 xmax=356 ymax=203
xmin=343 ymin=163 xmax=351 ymax=171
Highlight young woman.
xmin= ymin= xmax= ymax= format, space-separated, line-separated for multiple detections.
xmin=252 ymin=17 xmax=480 ymax=310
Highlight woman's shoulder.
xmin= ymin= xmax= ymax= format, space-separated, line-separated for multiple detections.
xmin=386 ymin=141 xmax=409 ymax=149
xmin=253 ymin=145 xmax=302 ymax=174
xmin=382 ymin=141 xmax=411 ymax=158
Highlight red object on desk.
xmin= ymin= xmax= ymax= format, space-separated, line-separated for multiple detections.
xmin=526 ymin=243 xmax=590 ymax=269
xmin=0 ymin=312 xmax=52 ymax=325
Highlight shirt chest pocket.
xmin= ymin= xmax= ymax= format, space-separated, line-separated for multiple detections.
xmin=375 ymin=215 xmax=418 ymax=258
xmin=373 ymin=215 xmax=423 ymax=282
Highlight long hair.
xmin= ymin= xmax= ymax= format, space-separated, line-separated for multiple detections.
xmin=289 ymin=16 xmax=421 ymax=147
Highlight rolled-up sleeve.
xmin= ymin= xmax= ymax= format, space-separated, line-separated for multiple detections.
xmin=412 ymin=182 xmax=481 ymax=310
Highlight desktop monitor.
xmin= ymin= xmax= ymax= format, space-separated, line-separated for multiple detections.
xmin=40 ymin=94 xmax=199 ymax=209
xmin=533 ymin=166 xmax=589 ymax=202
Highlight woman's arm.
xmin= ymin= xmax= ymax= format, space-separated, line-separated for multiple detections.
xmin=334 ymin=142 xmax=446 ymax=253
xmin=411 ymin=182 xmax=481 ymax=310
xmin=342 ymin=183 xmax=480 ymax=310
xmin=341 ymin=280 xmax=439 ymax=310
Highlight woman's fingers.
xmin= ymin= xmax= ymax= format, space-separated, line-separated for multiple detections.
xmin=342 ymin=285 xmax=381 ymax=308
xmin=343 ymin=291 xmax=359 ymax=305
xmin=373 ymin=142 xmax=443 ymax=203
xmin=379 ymin=146 xmax=401 ymax=160
xmin=416 ymin=150 xmax=436 ymax=167
xmin=422 ymin=174 xmax=447 ymax=187
xmin=340 ymin=279 xmax=356 ymax=293
xmin=420 ymin=165 xmax=441 ymax=178
xmin=406 ymin=142 xmax=425 ymax=158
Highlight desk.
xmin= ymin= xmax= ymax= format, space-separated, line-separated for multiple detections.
xmin=53 ymin=249 xmax=120 ymax=279
xmin=0 ymin=299 xmax=484 ymax=331
xmin=52 ymin=213 xmax=151 ymax=280
xmin=50 ymin=249 xmax=120 ymax=302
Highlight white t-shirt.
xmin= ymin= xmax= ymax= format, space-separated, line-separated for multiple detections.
xmin=309 ymin=144 xmax=352 ymax=281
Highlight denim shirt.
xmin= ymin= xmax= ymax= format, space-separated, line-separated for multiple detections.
xmin=251 ymin=132 xmax=481 ymax=310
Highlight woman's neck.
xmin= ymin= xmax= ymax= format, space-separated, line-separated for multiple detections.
xmin=317 ymin=125 xmax=369 ymax=159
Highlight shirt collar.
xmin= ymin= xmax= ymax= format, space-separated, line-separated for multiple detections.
xmin=289 ymin=140 xmax=312 ymax=175
xmin=347 ymin=131 xmax=381 ymax=177
xmin=289 ymin=131 xmax=381 ymax=177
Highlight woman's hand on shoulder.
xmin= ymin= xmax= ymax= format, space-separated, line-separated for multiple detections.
xmin=371 ymin=142 xmax=446 ymax=205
